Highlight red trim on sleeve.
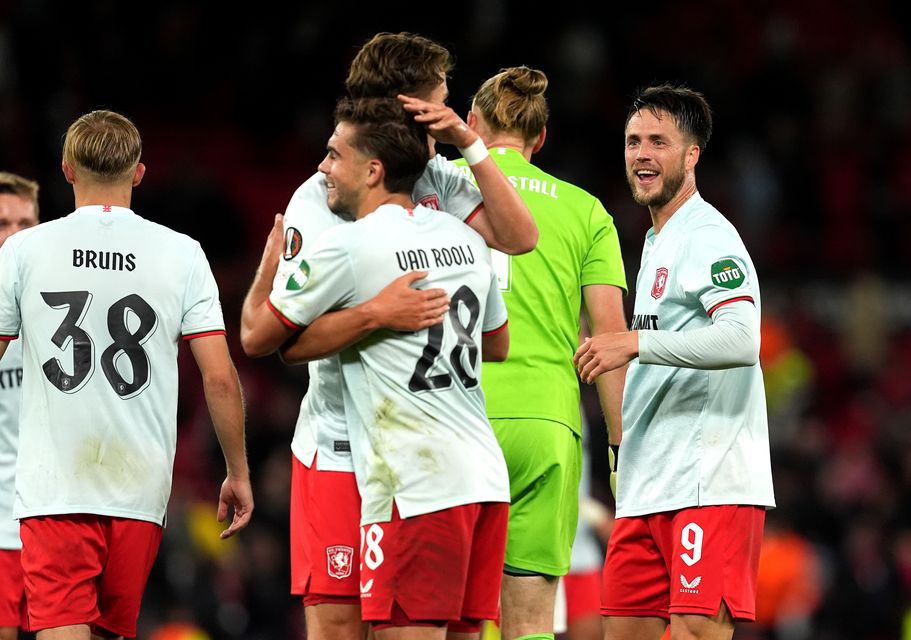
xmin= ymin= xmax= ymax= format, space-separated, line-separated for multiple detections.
xmin=0 ymin=335 xmax=18 ymax=341
xmin=266 ymin=298 xmax=305 ymax=329
xmin=482 ymin=320 xmax=508 ymax=336
xmin=707 ymin=296 xmax=754 ymax=317
xmin=464 ymin=203 xmax=483 ymax=225
xmin=181 ymin=330 xmax=227 ymax=341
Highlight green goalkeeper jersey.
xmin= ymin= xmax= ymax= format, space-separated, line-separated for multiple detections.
xmin=456 ymin=147 xmax=627 ymax=435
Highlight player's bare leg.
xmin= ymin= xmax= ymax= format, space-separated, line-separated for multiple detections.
xmin=374 ymin=626 xmax=446 ymax=640
xmin=499 ymin=574 xmax=558 ymax=639
xmin=0 ymin=627 xmax=18 ymax=640
xmin=567 ymin=613 xmax=601 ymax=640
xmin=602 ymin=615 xmax=666 ymax=640
xmin=668 ymin=602 xmax=734 ymax=640
xmin=36 ymin=625 xmax=92 ymax=639
xmin=305 ymin=603 xmax=366 ymax=640
xmin=447 ymin=630 xmax=481 ymax=640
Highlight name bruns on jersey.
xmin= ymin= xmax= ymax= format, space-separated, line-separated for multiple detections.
xmin=0 ymin=366 xmax=22 ymax=389
xmin=72 ymin=248 xmax=136 ymax=272
xmin=395 ymin=243 xmax=476 ymax=271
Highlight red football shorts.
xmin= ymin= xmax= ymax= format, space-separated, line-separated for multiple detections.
xmin=601 ymin=505 xmax=765 ymax=621
xmin=360 ymin=501 xmax=508 ymax=628
xmin=290 ymin=454 xmax=361 ymax=605
xmin=20 ymin=514 xmax=162 ymax=637
xmin=564 ymin=568 xmax=601 ymax=624
xmin=0 ymin=549 xmax=27 ymax=629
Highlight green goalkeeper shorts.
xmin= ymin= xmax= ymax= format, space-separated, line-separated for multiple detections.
xmin=491 ymin=417 xmax=582 ymax=577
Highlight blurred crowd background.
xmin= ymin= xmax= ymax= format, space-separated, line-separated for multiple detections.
xmin=2 ymin=1 xmax=910 ymax=638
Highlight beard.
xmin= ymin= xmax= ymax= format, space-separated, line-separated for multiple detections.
xmin=627 ymin=160 xmax=686 ymax=209
xmin=327 ymin=189 xmax=357 ymax=222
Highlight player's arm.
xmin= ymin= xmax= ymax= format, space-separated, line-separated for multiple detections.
xmin=574 ymin=299 xmax=760 ymax=384
xmin=240 ymin=214 xmax=299 ymax=357
xmin=399 ymin=95 xmax=538 ymax=255
xmin=582 ymin=285 xmax=627 ymax=447
xmin=189 ymin=334 xmax=253 ymax=539
xmin=279 ymin=271 xmax=449 ymax=364
xmin=482 ymin=323 xmax=509 ymax=361
xmin=0 ymin=340 xmax=9 ymax=360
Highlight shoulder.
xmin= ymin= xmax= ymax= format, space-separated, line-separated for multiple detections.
xmin=3 ymin=221 xmax=48 ymax=251
xmin=422 ymin=204 xmax=488 ymax=246
xmin=423 ymin=154 xmax=473 ymax=183
xmin=289 ymin=172 xmax=327 ymax=203
xmin=685 ymin=197 xmax=742 ymax=242
xmin=132 ymin=212 xmax=204 ymax=251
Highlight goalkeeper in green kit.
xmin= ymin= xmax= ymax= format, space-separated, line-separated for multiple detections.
xmin=456 ymin=66 xmax=628 ymax=640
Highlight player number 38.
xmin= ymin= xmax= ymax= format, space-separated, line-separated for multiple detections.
xmin=40 ymin=290 xmax=159 ymax=399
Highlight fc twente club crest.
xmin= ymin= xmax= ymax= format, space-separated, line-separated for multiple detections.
xmin=326 ymin=545 xmax=354 ymax=580
xmin=651 ymin=267 xmax=669 ymax=299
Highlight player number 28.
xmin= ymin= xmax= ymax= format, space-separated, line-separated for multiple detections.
xmin=408 ymin=285 xmax=480 ymax=392
xmin=41 ymin=290 xmax=159 ymax=398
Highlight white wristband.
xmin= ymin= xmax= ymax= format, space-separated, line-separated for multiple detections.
xmin=458 ymin=137 xmax=489 ymax=166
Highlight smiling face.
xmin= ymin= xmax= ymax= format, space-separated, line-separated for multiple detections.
xmin=318 ymin=121 xmax=372 ymax=217
xmin=624 ymin=108 xmax=697 ymax=210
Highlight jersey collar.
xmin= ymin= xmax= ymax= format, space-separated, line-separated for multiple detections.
xmin=646 ymin=191 xmax=704 ymax=240
xmin=73 ymin=205 xmax=135 ymax=217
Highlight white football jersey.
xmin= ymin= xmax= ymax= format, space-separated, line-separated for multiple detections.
xmin=618 ymin=193 xmax=775 ymax=517
xmin=0 ymin=205 xmax=225 ymax=524
xmin=275 ymin=154 xmax=483 ymax=473
xmin=0 ymin=339 xmax=23 ymax=548
xmin=270 ymin=204 xmax=509 ymax=524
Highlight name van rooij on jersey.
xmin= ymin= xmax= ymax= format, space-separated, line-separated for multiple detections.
xmin=395 ymin=244 xmax=476 ymax=271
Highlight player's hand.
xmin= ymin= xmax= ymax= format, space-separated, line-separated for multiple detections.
xmin=366 ymin=271 xmax=449 ymax=331
xmin=217 ymin=475 xmax=254 ymax=539
xmin=573 ymin=332 xmax=638 ymax=384
xmin=397 ymin=95 xmax=477 ymax=148
xmin=257 ymin=213 xmax=284 ymax=281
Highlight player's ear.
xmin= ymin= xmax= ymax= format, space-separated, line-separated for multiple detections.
xmin=132 ymin=162 xmax=146 ymax=187
xmin=466 ymin=110 xmax=478 ymax=129
xmin=366 ymin=159 xmax=383 ymax=188
xmin=62 ymin=160 xmax=76 ymax=184
xmin=686 ymin=144 xmax=700 ymax=171
xmin=532 ymin=126 xmax=547 ymax=155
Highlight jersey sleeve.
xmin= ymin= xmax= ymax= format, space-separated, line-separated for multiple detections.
xmin=482 ymin=268 xmax=508 ymax=335
xmin=268 ymin=227 xmax=357 ymax=329
xmin=423 ymin=155 xmax=484 ymax=223
xmin=0 ymin=241 xmax=21 ymax=339
xmin=581 ymin=199 xmax=627 ymax=292
xmin=678 ymin=225 xmax=756 ymax=316
xmin=272 ymin=175 xmax=341 ymax=293
xmin=181 ymin=243 xmax=226 ymax=339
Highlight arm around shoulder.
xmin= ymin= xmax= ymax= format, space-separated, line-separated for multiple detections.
xmin=240 ymin=213 xmax=299 ymax=357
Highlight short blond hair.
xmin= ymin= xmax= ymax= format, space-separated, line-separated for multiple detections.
xmin=62 ymin=110 xmax=142 ymax=182
xmin=0 ymin=171 xmax=40 ymax=217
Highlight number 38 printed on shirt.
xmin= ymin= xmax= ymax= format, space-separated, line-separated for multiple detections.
xmin=41 ymin=290 xmax=158 ymax=398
